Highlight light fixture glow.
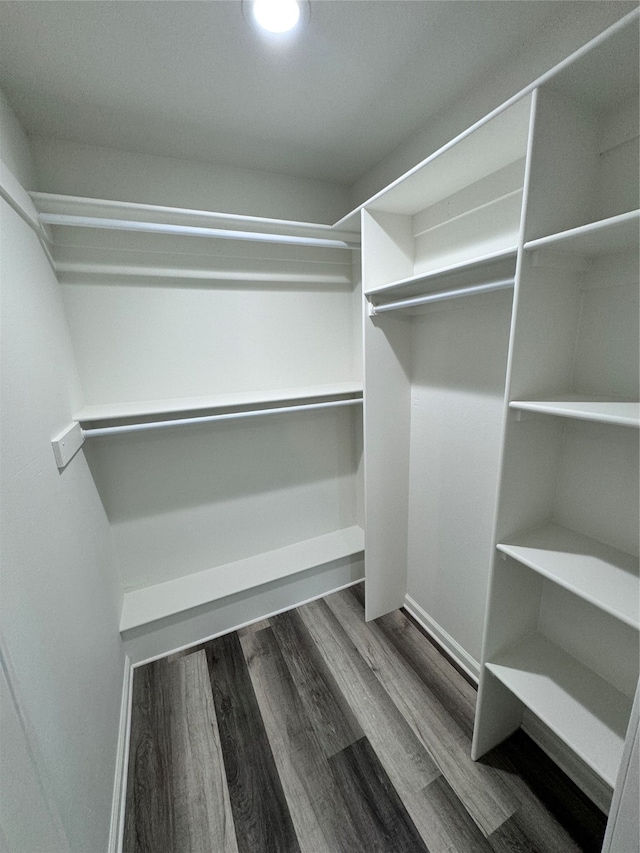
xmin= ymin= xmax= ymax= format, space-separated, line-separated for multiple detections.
xmin=252 ymin=0 xmax=300 ymax=33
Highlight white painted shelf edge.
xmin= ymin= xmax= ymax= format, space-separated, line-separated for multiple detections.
xmin=120 ymin=525 xmax=365 ymax=632
xmin=75 ymin=382 xmax=364 ymax=423
xmin=524 ymin=209 xmax=640 ymax=256
xmin=497 ymin=521 xmax=640 ymax=629
xmin=30 ymin=191 xmax=361 ymax=247
xmin=364 ymin=246 xmax=517 ymax=299
xmin=486 ymin=632 xmax=634 ymax=787
xmin=509 ymin=399 xmax=640 ymax=428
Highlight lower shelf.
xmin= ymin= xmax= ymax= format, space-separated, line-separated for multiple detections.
xmin=497 ymin=522 xmax=639 ymax=628
xmin=486 ymin=632 xmax=634 ymax=787
xmin=119 ymin=526 xmax=365 ymax=633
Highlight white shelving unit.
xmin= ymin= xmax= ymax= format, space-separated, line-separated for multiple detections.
xmin=470 ymin=12 xmax=639 ymax=810
xmin=359 ymin=9 xmax=639 ymax=813
xmin=33 ymin=193 xmax=364 ymax=652
xmin=361 ymin=92 xmax=532 ymax=671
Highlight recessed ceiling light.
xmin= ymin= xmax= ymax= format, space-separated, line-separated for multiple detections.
xmin=252 ymin=0 xmax=301 ymax=33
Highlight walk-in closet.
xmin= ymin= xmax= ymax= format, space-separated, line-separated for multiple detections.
xmin=1 ymin=3 xmax=638 ymax=851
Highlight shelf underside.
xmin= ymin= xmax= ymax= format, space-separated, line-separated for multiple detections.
xmin=487 ymin=632 xmax=633 ymax=787
xmin=120 ymin=526 xmax=365 ymax=632
xmin=366 ymin=246 xmax=517 ymax=304
xmin=75 ymin=382 xmax=364 ymax=425
xmin=509 ymin=398 xmax=640 ymax=428
xmin=497 ymin=522 xmax=639 ymax=628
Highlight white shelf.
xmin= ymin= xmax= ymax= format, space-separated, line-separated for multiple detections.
xmin=365 ymin=246 xmax=517 ymax=302
xmin=525 ymin=210 xmax=639 ymax=257
xmin=509 ymin=398 xmax=639 ymax=428
xmin=30 ymin=191 xmax=360 ymax=248
xmin=497 ymin=522 xmax=639 ymax=629
xmin=74 ymin=382 xmax=364 ymax=424
xmin=487 ymin=633 xmax=634 ymax=787
xmin=356 ymin=95 xmax=531 ymax=218
xmin=120 ymin=525 xmax=365 ymax=632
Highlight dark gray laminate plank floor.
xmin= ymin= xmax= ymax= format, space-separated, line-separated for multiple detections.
xmin=123 ymin=583 xmax=607 ymax=853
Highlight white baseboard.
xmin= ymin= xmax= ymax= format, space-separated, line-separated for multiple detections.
xmin=108 ymin=654 xmax=133 ymax=853
xmin=403 ymin=595 xmax=480 ymax=683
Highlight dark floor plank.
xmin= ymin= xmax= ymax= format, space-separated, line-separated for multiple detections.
xmin=169 ymin=653 xmax=239 ymax=852
xmin=486 ymin=813 xmax=543 ymax=853
xmin=374 ymin=607 xmax=477 ymax=739
xmin=328 ymin=737 xmax=429 ymax=853
xmin=241 ymin=627 xmax=366 ymax=853
xmin=237 ymin=618 xmax=271 ymax=638
xmin=482 ymin=731 xmax=604 ymax=853
xmin=324 ymin=589 xmax=517 ymax=836
xmin=205 ymin=632 xmax=301 ymax=853
xmin=412 ymin=776 xmax=494 ymax=853
xmin=269 ymin=609 xmax=364 ymax=757
xmin=123 ymin=658 xmax=175 ymax=853
xmin=123 ymin=654 xmax=239 ymax=853
xmin=486 ymin=805 xmax=581 ymax=853
xmin=298 ymin=598 xmax=441 ymax=798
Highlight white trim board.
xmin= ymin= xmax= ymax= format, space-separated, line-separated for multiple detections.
xmin=108 ymin=655 xmax=132 ymax=853
xmin=133 ymin=575 xmax=366 ymax=669
xmin=403 ymin=595 xmax=480 ymax=683
xmin=123 ymin=554 xmax=364 ymax=664
xmin=120 ymin=526 xmax=365 ymax=633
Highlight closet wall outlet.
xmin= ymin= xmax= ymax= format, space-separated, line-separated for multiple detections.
xmin=51 ymin=421 xmax=84 ymax=469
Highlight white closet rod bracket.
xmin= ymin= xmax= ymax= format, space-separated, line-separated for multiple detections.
xmin=38 ymin=213 xmax=360 ymax=250
xmin=368 ymin=278 xmax=514 ymax=316
xmin=51 ymin=421 xmax=84 ymax=469
xmin=82 ymin=397 xmax=363 ymax=438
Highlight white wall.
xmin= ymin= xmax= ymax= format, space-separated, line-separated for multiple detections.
xmin=351 ymin=2 xmax=637 ymax=211
xmin=0 ymin=92 xmax=125 ymax=852
xmin=30 ymin=135 xmax=350 ymax=224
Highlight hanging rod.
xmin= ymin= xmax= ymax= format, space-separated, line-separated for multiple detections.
xmin=37 ymin=213 xmax=360 ymax=250
xmin=82 ymin=397 xmax=363 ymax=438
xmin=369 ymin=278 xmax=514 ymax=315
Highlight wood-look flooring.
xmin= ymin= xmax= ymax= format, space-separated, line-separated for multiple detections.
xmin=123 ymin=584 xmax=607 ymax=852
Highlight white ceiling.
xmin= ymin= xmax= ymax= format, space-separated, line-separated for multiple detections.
xmin=0 ymin=1 xmax=620 ymax=186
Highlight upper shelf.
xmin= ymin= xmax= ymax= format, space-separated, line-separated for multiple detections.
xmin=509 ymin=398 xmax=640 ymax=429
xmin=363 ymin=96 xmax=531 ymax=218
xmin=524 ymin=210 xmax=639 ymax=258
xmin=30 ymin=192 xmax=361 ymax=250
xmin=75 ymin=382 xmax=364 ymax=426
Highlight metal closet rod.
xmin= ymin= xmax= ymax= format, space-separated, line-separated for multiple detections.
xmin=369 ymin=277 xmax=514 ymax=315
xmin=82 ymin=397 xmax=363 ymax=438
xmin=38 ymin=213 xmax=360 ymax=250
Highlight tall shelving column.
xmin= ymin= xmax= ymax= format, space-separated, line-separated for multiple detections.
xmin=472 ymin=14 xmax=639 ymax=810
xmin=361 ymin=95 xmax=532 ymax=677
